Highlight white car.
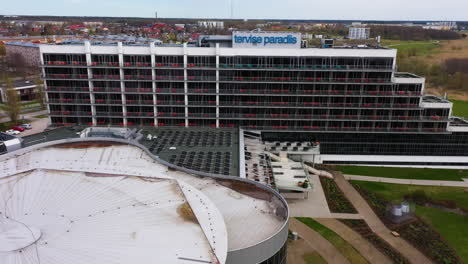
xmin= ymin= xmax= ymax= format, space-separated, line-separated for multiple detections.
xmin=20 ymin=124 xmax=32 ymax=130
xmin=4 ymin=129 xmax=20 ymax=135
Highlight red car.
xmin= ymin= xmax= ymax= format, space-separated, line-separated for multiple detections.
xmin=11 ymin=126 xmax=25 ymax=132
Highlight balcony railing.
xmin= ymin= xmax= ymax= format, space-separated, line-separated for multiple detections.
xmin=44 ymin=61 xmax=87 ymax=66
xmin=47 ymin=99 xmax=91 ymax=104
xmin=123 ymin=62 xmax=151 ymax=67
xmin=42 ymin=62 xmax=393 ymax=71
xmin=44 ymin=74 xmax=89 ymax=79
xmin=124 ymin=88 xmax=153 ymax=93
xmin=237 ymin=125 xmax=445 ymax=133
xmin=50 ymin=111 xmax=92 ymax=116
xmin=46 ymin=86 xmax=90 ymax=92
xmin=93 ymin=87 xmax=122 ymax=92
xmin=124 ymin=75 xmax=153 ymax=80
xmin=218 ymin=64 xmax=393 ymax=71
xmin=172 ymin=76 xmax=390 ymax=83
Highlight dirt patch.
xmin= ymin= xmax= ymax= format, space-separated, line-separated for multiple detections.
xmin=216 ymin=178 xmax=273 ymax=201
xmin=177 ymin=202 xmax=198 ymax=224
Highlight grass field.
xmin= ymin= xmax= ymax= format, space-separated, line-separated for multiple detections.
xmin=383 ymin=40 xmax=441 ymax=56
xmin=352 ymin=181 xmax=468 ymax=262
xmin=337 ymin=166 xmax=468 ymax=181
xmin=451 ymin=99 xmax=468 ymax=117
xmin=297 ymin=218 xmax=368 ymax=264
xmin=33 ymin=114 xmax=48 ymax=119
xmin=303 ymin=252 xmax=327 ymax=264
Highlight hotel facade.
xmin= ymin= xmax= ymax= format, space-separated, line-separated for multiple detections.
xmin=40 ymin=32 xmax=468 ymax=167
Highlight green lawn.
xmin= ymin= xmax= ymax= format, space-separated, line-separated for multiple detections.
xmin=416 ymin=205 xmax=468 ymax=262
xmin=33 ymin=114 xmax=48 ymax=119
xmin=303 ymin=252 xmax=327 ymax=264
xmin=297 ymin=218 xmax=368 ymax=264
xmin=337 ymin=165 xmax=468 ymax=181
xmin=451 ymin=100 xmax=468 ymax=118
xmin=351 ymin=181 xmax=468 ymax=211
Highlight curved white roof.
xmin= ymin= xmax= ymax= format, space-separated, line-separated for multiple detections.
xmin=0 ymin=141 xmax=287 ymax=264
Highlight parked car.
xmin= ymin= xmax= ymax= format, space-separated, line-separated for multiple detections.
xmin=20 ymin=124 xmax=32 ymax=130
xmin=11 ymin=126 xmax=25 ymax=132
xmin=4 ymin=129 xmax=20 ymax=135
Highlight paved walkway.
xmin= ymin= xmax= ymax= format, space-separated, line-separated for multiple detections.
xmin=289 ymin=218 xmax=350 ymax=264
xmin=344 ymin=174 xmax=468 ymax=187
xmin=334 ymin=172 xmax=434 ymax=264
xmin=329 ymin=213 xmax=363 ymax=219
xmin=287 ymin=174 xmax=333 ymax=218
xmin=316 ymin=218 xmax=393 ymax=264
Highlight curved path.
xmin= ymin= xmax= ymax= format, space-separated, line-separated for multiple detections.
xmin=334 ymin=172 xmax=434 ymax=264
xmin=344 ymin=174 xmax=468 ymax=187
xmin=289 ymin=218 xmax=350 ymax=264
xmin=315 ymin=218 xmax=393 ymax=264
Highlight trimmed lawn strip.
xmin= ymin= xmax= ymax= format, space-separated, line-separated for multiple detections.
xmin=340 ymin=219 xmax=410 ymax=264
xmin=351 ymin=181 xmax=463 ymax=264
xmin=33 ymin=114 xmax=48 ymax=119
xmin=320 ymin=177 xmax=357 ymax=213
xmin=297 ymin=217 xmax=369 ymax=264
xmin=303 ymin=252 xmax=327 ymax=264
xmin=336 ymin=165 xmax=468 ymax=181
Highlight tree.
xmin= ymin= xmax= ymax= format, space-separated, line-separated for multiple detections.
xmin=34 ymin=78 xmax=46 ymax=109
xmin=0 ymin=44 xmax=5 ymax=57
xmin=2 ymin=77 xmax=21 ymax=124
xmin=8 ymin=52 xmax=28 ymax=76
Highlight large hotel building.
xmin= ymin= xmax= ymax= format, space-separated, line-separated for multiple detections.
xmin=39 ymin=32 xmax=468 ymax=167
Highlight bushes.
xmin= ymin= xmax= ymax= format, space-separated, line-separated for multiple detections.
xmin=320 ymin=177 xmax=357 ymax=213
xmin=340 ymin=219 xmax=410 ymax=264
xmin=399 ymin=222 xmax=462 ymax=264
xmin=351 ymin=182 xmax=462 ymax=264
xmin=370 ymin=26 xmax=460 ymax=41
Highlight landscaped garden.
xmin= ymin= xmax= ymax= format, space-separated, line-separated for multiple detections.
xmin=352 ymin=181 xmax=465 ymax=264
xmin=320 ymin=177 xmax=357 ymax=213
xmin=340 ymin=219 xmax=410 ymax=264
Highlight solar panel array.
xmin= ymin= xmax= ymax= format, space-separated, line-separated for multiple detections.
xmin=141 ymin=128 xmax=238 ymax=176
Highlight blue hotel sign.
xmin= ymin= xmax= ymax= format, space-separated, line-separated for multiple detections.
xmin=232 ymin=32 xmax=301 ymax=49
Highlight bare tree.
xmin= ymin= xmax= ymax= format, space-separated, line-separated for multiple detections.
xmin=34 ymin=78 xmax=46 ymax=109
xmin=2 ymin=77 xmax=20 ymax=124
xmin=8 ymin=52 xmax=29 ymax=76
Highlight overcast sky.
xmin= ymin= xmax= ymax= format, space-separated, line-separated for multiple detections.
xmin=2 ymin=0 xmax=468 ymax=21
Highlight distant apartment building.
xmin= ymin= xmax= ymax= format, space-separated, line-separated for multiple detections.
xmin=423 ymin=21 xmax=457 ymax=30
xmin=348 ymin=27 xmax=370 ymax=40
xmin=5 ymin=41 xmax=40 ymax=68
xmin=198 ymin=21 xmax=224 ymax=29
